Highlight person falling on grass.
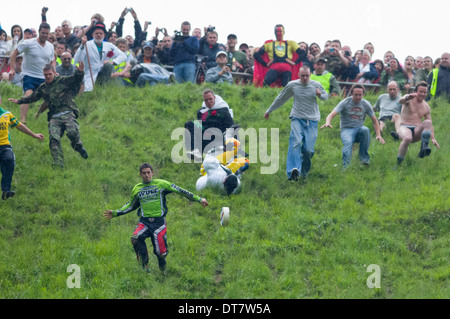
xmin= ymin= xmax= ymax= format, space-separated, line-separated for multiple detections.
xmin=9 ymin=62 xmax=88 ymax=169
xmin=103 ymin=163 xmax=209 ymax=273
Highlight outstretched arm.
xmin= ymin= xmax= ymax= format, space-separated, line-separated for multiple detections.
xmin=320 ymin=110 xmax=339 ymax=129
xmin=16 ymin=123 xmax=44 ymax=141
xmin=371 ymin=115 xmax=385 ymax=144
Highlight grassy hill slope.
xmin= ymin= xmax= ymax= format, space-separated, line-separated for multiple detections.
xmin=0 ymin=82 xmax=448 ymax=299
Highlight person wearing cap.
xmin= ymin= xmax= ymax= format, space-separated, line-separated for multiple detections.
xmin=205 ymin=51 xmax=233 ymax=84
xmin=226 ymin=34 xmax=249 ymax=73
xmin=74 ymin=22 xmax=126 ymax=92
xmin=136 ymin=41 xmax=161 ymax=64
xmin=8 ymin=22 xmax=55 ymax=124
xmin=132 ymin=41 xmax=176 ymax=87
xmin=23 ymin=29 xmax=35 ymax=40
xmin=170 ymin=21 xmax=199 ymax=83
xmin=310 ymin=56 xmax=341 ymax=97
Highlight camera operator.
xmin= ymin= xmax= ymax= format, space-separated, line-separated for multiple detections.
xmin=150 ymin=28 xmax=173 ymax=67
xmin=169 ymin=21 xmax=199 ymax=83
xmin=112 ymin=7 xmax=148 ymax=52
xmin=198 ymin=26 xmax=226 ymax=69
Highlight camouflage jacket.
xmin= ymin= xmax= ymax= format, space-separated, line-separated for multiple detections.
xmin=17 ymin=69 xmax=84 ymax=120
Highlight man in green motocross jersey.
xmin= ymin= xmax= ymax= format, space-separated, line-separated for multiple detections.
xmin=103 ymin=163 xmax=209 ymax=272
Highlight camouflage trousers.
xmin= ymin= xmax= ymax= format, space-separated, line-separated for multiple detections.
xmin=48 ymin=112 xmax=84 ymax=167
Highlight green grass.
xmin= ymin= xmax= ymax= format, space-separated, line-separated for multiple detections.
xmin=0 ymin=82 xmax=448 ymax=299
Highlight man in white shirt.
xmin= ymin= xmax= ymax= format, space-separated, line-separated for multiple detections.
xmin=8 ymin=23 xmax=55 ymax=123
xmin=74 ymin=23 xmax=126 ymax=92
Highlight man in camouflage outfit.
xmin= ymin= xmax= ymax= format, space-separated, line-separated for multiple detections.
xmin=9 ymin=62 xmax=88 ymax=168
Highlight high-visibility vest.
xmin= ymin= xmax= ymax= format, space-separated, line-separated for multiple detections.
xmin=56 ymin=56 xmax=75 ymax=66
xmin=430 ymin=68 xmax=439 ymax=97
xmin=310 ymin=72 xmax=332 ymax=93
xmin=113 ymin=51 xmax=132 ymax=84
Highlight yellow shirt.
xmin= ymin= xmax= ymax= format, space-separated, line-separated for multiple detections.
xmin=264 ymin=40 xmax=299 ymax=60
xmin=0 ymin=109 xmax=21 ymax=146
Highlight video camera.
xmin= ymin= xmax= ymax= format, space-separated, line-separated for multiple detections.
xmin=195 ymin=54 xmax=208 ymax=65
xmin=206 ymin=26 xmax=215 ymax=33
xmin=173 ymin=30 xmax=186 ymax=42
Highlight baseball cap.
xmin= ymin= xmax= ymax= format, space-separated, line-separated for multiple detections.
xmin=143 ymin=41 xmax=155 ymax=50
xmin=92 ymin=23 xmax=107 ymax=34
xmin=216 ymin=51 xmax=227 ymax=58
xmin=314 ymin=56 xmax=328 ymax=64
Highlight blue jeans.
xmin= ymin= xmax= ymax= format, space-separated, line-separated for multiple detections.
xmin=136 ymin=73 xmax=169 ymax=87
xmin=174 ymin=62 xmax=195 ymax=83
xmin=0 ymin=145 xmax=16 ymax=192
xmin=286 ymin=118 xmax=318 ymax=179
xmin=340 ymin=126 xmax=370 ymax=167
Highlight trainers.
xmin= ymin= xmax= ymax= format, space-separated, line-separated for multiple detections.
xmin=143 ymin=264 xmax=151 ymax=273
xmin=158 ymin=256 xmax=167 ymax=271
xmin=2 ymin=190 xmax=15 ymax=200
xmin=78 ymin=147 xmax=88 ymax=159
xmin=418 ymin=147 xmax=431 ymax=158
xmin=289 ymin=168 xmax=300 ymax=181
xmin=390 ymin=131 xmax=399 ymax=141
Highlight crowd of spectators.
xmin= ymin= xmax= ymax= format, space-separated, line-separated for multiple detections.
xmin=0 ymin=7 xmax=449 ymax=101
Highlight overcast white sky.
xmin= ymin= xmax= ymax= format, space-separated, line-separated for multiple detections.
xmin=2 ymin=0 xmax=448 ymax=63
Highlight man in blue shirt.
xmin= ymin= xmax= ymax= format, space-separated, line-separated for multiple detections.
xmin=170 ymin=21 xmax=199 ymax=83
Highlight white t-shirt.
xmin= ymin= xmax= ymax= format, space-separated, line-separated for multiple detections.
xmin=17 ymin=38 xmax=54 ymax=79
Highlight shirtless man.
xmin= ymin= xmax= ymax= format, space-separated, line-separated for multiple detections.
xmin=392 ymin=81 xmax=440 ymax=164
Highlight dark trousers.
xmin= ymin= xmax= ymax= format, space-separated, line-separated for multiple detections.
xmin=0 ymin=145 xmax=15 ymax=192
xmin=184 ymin=121 xmax=220 ymax=153
xmin=264 ymin=69 xmax=292 ymax=87
xmin=131 ymin=217 xmax=168 ymax=267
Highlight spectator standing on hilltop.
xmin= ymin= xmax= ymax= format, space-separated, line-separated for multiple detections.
xmin=264 ymin=66 xmax=328 ymax=181
xmin=74 ymin=22 xmax=126 ymax=92
xmin=61 ymin=20 xmax=80 ymax=51
xmin=346 ymin=49 xmax=379 ymax=83
xmin=319 ymin=39 xmax=350 ymax=80
xmin=403 ymin=56 xmax=416 ymax=92
xmin=170 ymin=21 xmax=199 ymax=83
xmin=113 ymin=8 xmax=148 ymax=51
xmin=6 ymin=25 xmax=24 ymax=54
xmin=226 ymin=34 xmax=250 ymax=73
xmin=253 ymin=24 xmax=306 ymax=87
xmin=427 ymin=52 xmax=450 ymax=101
xmin=414 ymin=56 xmax=433 ymax=84
xmin=198 ymin=28 xmax=226 ymax=69
xmin=380 ymin=57 xmax=407 ymax=91
xmin=8 ymin=22 xmax=55 ymax=123
xmin=310 ymin=57 xmax=340 ymax=97
xmin=0 ymin=97 xmax=44 ymax=200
